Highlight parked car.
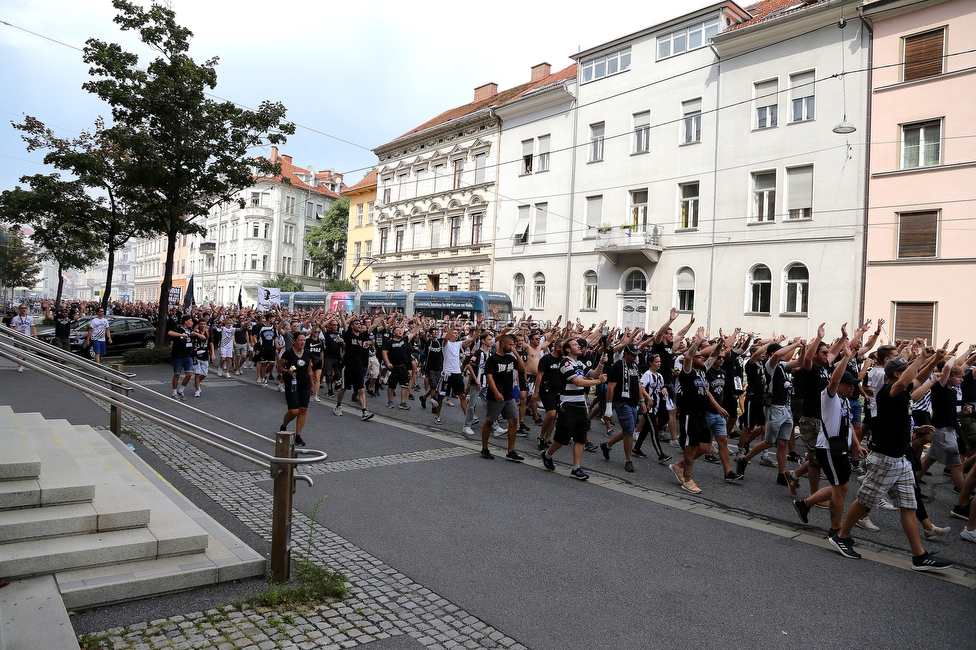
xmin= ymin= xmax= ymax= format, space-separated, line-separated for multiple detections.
xmin=39 ymin=316 xmax=156 ymax=358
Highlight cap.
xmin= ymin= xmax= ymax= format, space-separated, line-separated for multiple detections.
xmin=884 ymin=357 xmax=910 ymax=377
xmin=624 ymin=343 xmax=640 ymax=356
xmin=840 ymin=371 xmax=859 ymax=386
xmin=577 ymin=338 xmax=589 ymax=348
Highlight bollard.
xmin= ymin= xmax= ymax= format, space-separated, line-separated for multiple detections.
xmin=271 ymin=430 xmax=295 ymax=582
xmin=110 ymin=363 xmax=124 ymax=437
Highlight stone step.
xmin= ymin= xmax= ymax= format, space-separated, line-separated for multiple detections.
xmin=0 ymin=429 xmax=40 ymax=482
xmin=0 ymin=502 xmax=97 ymax=543
xmin=0 ymin=575 xmax=79 ymax=650
xmin=0 ymin=527 xmax=160 ymax=579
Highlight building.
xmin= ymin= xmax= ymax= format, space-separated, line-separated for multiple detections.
xmin=77 ymin=240 xmax=137 ymax=303
xmin=133 ymin=234 xmax=189 ymax=304
xmin=342 ymin=170 xmax=377 ymax=291
xmin=861 ymin=0 xmax=976 ymax=342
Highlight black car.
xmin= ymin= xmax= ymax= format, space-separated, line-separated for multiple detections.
xmin=40 ymin=316 xmax=157 ymax=358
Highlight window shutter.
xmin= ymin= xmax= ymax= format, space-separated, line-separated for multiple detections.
xmin=756 ymin=80 xmax=778 ymax=101
xmin=897 ymin=211 xmax=938 ymax=258
xmin=787 ymin=166 xmax=813 ymax=210
xmin=676 ymin=268 xmax=695 ymax=290
xmin=894 ymin=302 xmax=935 ymax=341
xmin=904 ymin=30 xmax=944 ymax=81
xmin=683 ymin=98 xmax=701 ymax=114
xmin=790 ymin=71 xmax=814 ymax=95
xmin=538 ymin=135 xmax=550 ymax=155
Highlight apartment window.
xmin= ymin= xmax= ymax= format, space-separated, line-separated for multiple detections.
xmin=522 ymin=140 xmax=534 ymax=174
xmin=581 ymin=47 xmax=631 ymax=83
xmin=229 ymin=253 xmax=236 ymax=270
xmin=305 ymin=201 xmax=314 ymax=219
xmin=904 ymin=29 xmax=945 ymax=82
xmin=625 ymin=270 xmax=647 ymax=292
xmin=586 ymin=195 xmax=604 ymax=229
xmin=679 ymin=183 xmax=700 ymax=229
xmin=219 ymin=224 xmax=226 ymax=242
xmin=752 ymin=172 xmax=776 ymax=222
xmin=252 ymin=222 xmax=259 ymax=237
xmin=430 ymin=219 xmax=441 ymax=248
xmin=589 ymin=123 xmax=605 ymax=162
xmin=513 ymin=274 xmax=525 ymax=310
xmin=356 ymin=203 xmax=364 ymax=227
xmin=474 ymin=153 xmax=487 ymax=184
xmin=410 ymin=275 xmax=421 ymax=291
xmin=630 ymin=189 xmax=648 ymax=231
xmin=230 ymin=222 xmax=238 ymax=240
xmin=787 ymin=166 xmax=813 ymax=220
xmin=365 ymin=241 xmax=372 ymax=257
xmin=583 ymin=271 xmax=598 ymax=310
xmin=902 ymin=120 xmax=941 ymax=169
xmin=282 ymin=256 xmax=292 ymax=274
xmin=682 ymin=99 xmax=702 ymax=144
xmin=897 ymin=211 xmax=938 ymax=258
xmin=533 ymin=203 xmax=547 ymax=242
xmin=676 ymin=267 xmax=695 ymax=311
xmin=315 ymin=203 xmax=323 ymax=218
xmin=755 ymin=80 xmax=778 ymax=129
xmin=537 ymin=135 xmax=550 ymax=172
xmin=397 ymin=172 xmax=409 ymax=201
xmin=783 ymin=264 xmax=809 ymax=314
xmin=394 ymin=227 xmax=405 ymax=253
xmin=283 ymin=224 xmax=295 ymax=244
xmin=658 ymin=17 xmax=720 ymax=58
xmin=412 ymin=222 xmax=424 ymax=251
xmin=469 ymin=272 xmax=481 ymax=291
xmin=379 ymin=227 xmax=389 ymax=254
xmin=448 ymin=273 xmax=459 ymax=292
xmin=449 ymin=216 xmax=461 ymax=247
xmin=262 ymin=255 xmax=269 ymax=271
xmin=532 ymin=273 xmax=546 ymax=309
xmin=218 ymin=255 xmax=225 ymax=271
xmin=354 ymin=241 xmax=362 ymax=261
xmin=393 ymin=275 xmax=403 ymax=291
xmin=361 ymin=279 xmax=370 ymax=291
xmin=367 ymin=202 xmax=374 ymax=224
xmin=381 ymin=177 xmax=392 ymax=204
xmin=893 ymin=302 xmax=935 ymax=341
xmin=432 ymin=163 xmax=446 ymax=193
xmin=264 ymin=223 xmax=271 ymax=239
xmin=250 ymin=254 xmax=258 ymax=270
xmin=415 ymin=168 xmax=427 ymax=196
xmin=749 ymin=265 xmax=772 ymax=314
xmin=513 ymin=206 xmax=530 ymax=244
xmin=471 ymin=212 xmax=483 ymax=245
xmin=453 ymin=159 xmax=465 ymax=189
xmin=250 ymin=192 xmax=262 ymax=207
xmin=633 ymin=111 xmax=650 ymax=154
xmin=285 ymin=196 xmax=297 ymax=215
xmin=790 ymin=71 xmax=815 ymax=122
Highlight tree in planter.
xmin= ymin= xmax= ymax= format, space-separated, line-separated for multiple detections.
xmin=0 ymin=226 xmax=41 ymax=305
xmin=0 ymin=175 xmax=104 ymax=311
xmin=304 ymin=198 xmax=349 ymax=282
xmin=82 ymin=0 xmax=294 ymax=344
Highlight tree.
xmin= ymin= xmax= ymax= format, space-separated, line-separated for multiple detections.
xmin=304 ymin=197 xmax=349 ymax=282
xmin=82 ymin=0 xmax=294 ymax=343
xmin=263 ymin=273 xmax=304 ymax=293
xmin=0 ymin=175 xmax=104 ymax=310
xmin=0 ymin=226 xmax=41 ymax=304
xmin=323 ymin=279 xmax=355 ymax=292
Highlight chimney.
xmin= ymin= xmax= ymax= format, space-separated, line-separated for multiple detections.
xmin=281 ymin=154 xmax=293 ymax=166
xmin=474 ymin=82 xmax=498 ymax=102
xmin=270 ymin=145 xmax=279 ymax=161
xmin=531 ymin=63 xmax=551 ymax=81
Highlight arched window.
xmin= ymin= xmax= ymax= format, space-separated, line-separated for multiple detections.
xmin=533 ymin=273 xmax=546 ymax=309
xmin=625 ymin=269 xmax=647 ymax=292
xmin=513 ymin=274 xmax=525 ymax=310
xmin=676 ymin=267 xmax=695 ymax=311
xmin=582 ymin=271 xmax=598 ymax=310
xmin=749 ymin=265 xmax=772 ymax=314
xmin=784 ymin=264 xmax=809 ymax=314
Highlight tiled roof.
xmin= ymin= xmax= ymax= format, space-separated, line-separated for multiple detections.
xmin=727 ymin=0 xmax=827 ymax=31
xmin=256 ymin=148 xmax=346 ymax=198
xmin=343 ymin=169 xmax=377 ymax=195
xmin=392 ymin=63 xmax=577 ymax=142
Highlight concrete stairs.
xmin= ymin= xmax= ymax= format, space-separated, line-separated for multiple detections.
xmin=0 ymin=405 xmax=267 ymax=648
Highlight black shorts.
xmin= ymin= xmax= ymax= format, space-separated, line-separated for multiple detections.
xmin=343 ymin=365 xmax=365 ymax=391
xmin=388 ymin=365 xmax=410 ymax=390
xmin=285 ymin=387 xmax=311 ymax=410
xmin=816 ymin=448 xmax=852 ymax=486
xmin=680 ymin=414 xmax=711 ymax=447
xmin=439 ymin=373 xmax=465 ymax=398
xmin=741 ymin=395 xmax=766 ymax=428
xmin=912 ymin=410 xmax=932 ymax=427
xmin=540 ymin=392 xmax=559 ymax=413
xmin=554 ymin=403 xmax=589 ymax=445
xmin=257 ymin=346 xmax=275 ymax=363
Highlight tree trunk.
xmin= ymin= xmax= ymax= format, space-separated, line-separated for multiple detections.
xmin=55 ymin=263 xmax=65 ymax=313
xmin=155 ymin=227 xmax=178 ymax=346
xmin=101 ymin=244 xmax=116 ymax=311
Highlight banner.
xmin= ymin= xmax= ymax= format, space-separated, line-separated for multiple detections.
xmin=257 ymin=286 xmax=281 ymax=309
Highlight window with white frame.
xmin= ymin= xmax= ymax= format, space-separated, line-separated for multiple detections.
xmin=393 ymin=275 xmax=403 ymax=291
xmin=285 ymin=196 xmax=297 ymax=215
xmin=679 ymin=182 xmax=699 ymax=229
xmin=430 ymin=219 xmax=441 ymax=249
xmin=676 ymin=267 xmax=695 ymax=311
xmin=415 ymin=168 xmax=427 ymax=196
xmin=474 ymin=153 xmax=486 ymax=184
xmin=303 ymin=259 xmax=311 ymax=276
xmin=532 ymin=273 xmax=546 ymax=309
xmin=682 ymin=99 xmax=702 ymax=144
xmin=356 ymin=203 xmax=364 ymax=227
xmin=379 ymin=227 xmax=389 ymax=254
xmin=250 ymin=254 xmax=258 ymax=270
xmin=586 ymin=195 xmax=604 ymax=230
xmin=513 ymin=206 xmax=530 ymax=244
xmin=469 ymin=272 xmax=481 ymax=291
xmin=394 ymin=226 xmax=405 ymax=253
xmin=522 ymin=140 xmax=534 ymax=174
xmin=657 ymin=17 xmax=720 ymax=59
xmin=787 ymin=166 xmax=813 ymax=220
xmin=513 ymin=273 xmax=525 ymax=309
xmin=252 ymin=222 xmax=259 ymax=237
xmin=633 ymin=111 xmax=650 ymax=154
xmin=625 ymin=270 xmax=647 ymax=292
xmin=581 ymin=47 xmax=631 ymax=83
xmin=365 ymin=240 xmax=372 ymax=257
xmin=264 ymin=223 xmax=271 ymax=239
xmin=590 ymin=123 xmax=605 ymax=162
xmin=537 ymin=135 xmax=550 ymax=172
xmin=534 ymin=203 xmax=547 ymax=242
xmin=471 ymin=212 xmax=483 ymax=245
xmin=453 ymin=159 xmax=465 ymax=189
xmin=630 ymin=189 xmax=648 ymax=231
xmin=412 ymin=222 xmax=424 ymax=251
xmin=752 ymin=172 xmax=776 ymax=222
xmin=283 ymin=224 xmax=295 ymax=244
xmin=367 ymin=202 xmax=374 ymax=224
xmin=397 ymin=172 xmax=409 ymax=201
xmin=282 ymin=256 xmax=292 ymax=274
xmin=582 ymin=271 xmax=598 ymax=310
xmin=902 ymin=120 xmax=941 ymax=169
xmin=784 ymin=264 xmax=809 ymax=314
xmin=354 ymin=241 xmax=361 ymax=262
xmin=749 ymin=265 xmax=772 ymax=313
xmin=790 ymin=71 xmax=815 ymax=122
xmin=755 ymin=80 xmax=778 ymax=129
xmin=381 ymin=177 xmax=392 ymax=204
xmin=448 ymin=272 xmax=459 ymax=292
xmin=449 ymin=216 xmax=461 ymax=247
xmin=262 ymin=255 xmax=269 ymax=271
xmin=432 ymin=163 xmax=446 ymax=193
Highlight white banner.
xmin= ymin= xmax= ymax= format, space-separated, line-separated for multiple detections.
xmin=257 ymin=286 xmax=281 ymax=309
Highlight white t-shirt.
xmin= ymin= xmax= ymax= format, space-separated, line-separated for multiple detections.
xmin=866 ymin=366 xmax=886 ymax=417
xmin=11 ymin=314 xmax=34 ymax=336
xmin=817 ymin=389 xmax=853 ymax=450
xmin=88 ymin=317 xmax=110 ymax=342
xmin=443 ymin=340 xmax=463 ymax=374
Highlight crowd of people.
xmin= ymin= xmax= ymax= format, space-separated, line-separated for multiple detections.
xmin=8 ymin=299 xmax=976 ymax=573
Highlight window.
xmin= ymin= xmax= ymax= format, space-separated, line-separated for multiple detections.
xmin=469 ymin=272 xmax=481 ymax=291
xmin=904 ymin=29 xmax=944 ymax=82
xmin=250 ymin=192 xmax=262 ymax=207
xmin=449 ymin=273 xmax=459 ymax=291
xmin=537 ymin=135 xmax=550 ymax=172
xmin=749 ymin=265 xmax=772 ymax=313
xmin=285 ymin=196 xmax=297 ymax=215
xmin=394 ymin=227 xmax=405 ymax=253
xmin=303 ymin=259 xmax=311 ymax=276
xmin=586 ymin=195 xmax=603 ymax=230
xmin=787 ymin=166 xmax=813 ymax=220
xmin=379 ymin=227 xmax=389 ymax=254
xmin=902 ymin=120 xmax=941 ymax=169
xmin=449 ymin=216 xmax=462 ymax=247
xmin=361 ymin=279 xmax=370 ymax=291
xmin=513 ymin=274 xmax=525 ymax=309
xmin=471 ymin=213 xmax=483 ymax=245
xmin=381 ymin=177 xmax=392 ymax=204
xmin=583 ymin=271 xmax=598 ymax=310
xmin=589 ymin=123 xmax=605 ymax=162
xmin=893 ymin=302 xmax=935 ymax=341
xmin=432 ymin=163 xmax=445 ymax=193
xmin=532 ymin=273 xmax=546 ymax=309
xmin=219 ymin=224 xmax=226 ymax=242
xmin=367 ymin=202 xmax=374 ymax=224
xmin=262 ymin=255 xmax=269 ymax=271
xmin=513 ymin=206 xmax=530 ymax=244
xmin=393 ymin=275 xmax=403 ymax=291
xmin=679 ymin=183 xmax=699 ymax=229
xmin=282 ymin=256 xmax=292 ymax=274
xmin=522 ymin=140 xmax=534 ymax=174
xmin=752 ymin=172 xmax=776 ymax=222
xmin=365 ymin=240 xmax=372 ymax=257
xmin=453 ymin=159 xmax=465 ymax=189
xmin=474 ymin=153 xmax=486 ymax=184
xmin=356 ymin=203 xmax=364 ymax=227
xmin=625 ymin=270 xmax=647 ymax=292
xmin=412 ymin=222 xmax=424 ymax=251
xmin=283 ymin=224 xmax=295 ymax=244
xmin=534 ymin=204 xmax=547 ymax=242
xmin=633 ymin=111 xmax=650 ymax=154
xmin=430 ymin=219 xmax=441 ymax=248
xmin=898 ymin=211 xmax=938 ymax=258
xmin=250 ymin=254 xmax=258 ymax=270
xmin=397 ymin=173 xmax=409 ymax=201
xmin=630 ymin=189 xmax=648 ymax=230
xmin=415 ymin=168 xmax=427 ymax=196
xmin=218 ymin=255 xmax=225 ymax=271
xmin=784 ymin=264 xmax=809 ymax=314
xmin=676 ymin=267 xmax=695 ymax=311
xmin=264 ymin=223 xmax=271 ymax=239
xmin=354 ymin=241 xmax=362 ymax=261
xmin=658 ymin=17 xmax=720 ymax=58
xmin=252 ymin=222 xmax=259 ymax=237
xmin=581 ymin=47 xmax=631 ymax=83
xmin=755 ymin=80 xmax=778 ymax=129
xmin=305 ymin=201 xmax=314 ymax=219
xmin=315 ymin=203 xmax=323 ymax=218
xmin=790 ymin=71 xmax=815 ymax=122
xmin=682 ymin=99 xmax=701 ymax=144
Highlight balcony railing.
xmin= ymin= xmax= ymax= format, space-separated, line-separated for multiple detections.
xmin=593 ymin=225 xmax=663 ymax=264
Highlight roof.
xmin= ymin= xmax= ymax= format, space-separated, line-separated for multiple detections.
xmin=727 ymin=0 xmax=828 ymax=32
xmin=342 ymin=169 xmax=377 ymax=196
xmin=256 ymin=148 xmax=346 ymax=198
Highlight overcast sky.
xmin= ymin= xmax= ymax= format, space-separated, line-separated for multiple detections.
xmin=0 ymin=0 xmax=694 ymax=192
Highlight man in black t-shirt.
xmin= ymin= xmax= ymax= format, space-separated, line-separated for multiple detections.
xmin=600 ymin=343 xmax=645 ymax=472
xmin=334 ymin=318 xmax=375 ymax=421
xmin=322 ymin=320 xmax=344 ymax=396
xmin=651 ymin=308 xmax=694 ymax=446
xmin=167 ymin=315 xmax=196 ymax=400
xmin=533 ymin=346 xmax=562 ymax=450
xmin=278 ymin=332 xmax=314 ymax=447
xmin=383 ymin=324 xmax=420 ymax=410
xmin=479 ymin=334 xmax=525 ymax=461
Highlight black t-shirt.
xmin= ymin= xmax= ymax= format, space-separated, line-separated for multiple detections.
xmin=281 ymin=347 xmax=312 ymax=392
xmin=767 ymin=361 xmax=792 ymax=407
xmin=424 ymin=337 xmax=444 ymax=373
xmin=799 ymin=364 xmax=831 ymax=419
xmin=234 ymin=326 xmax=248 ymax=344
xmin=678 ymin=368 xmax=710 ymax=419
xmin=872 ymin=382 xmax=913 ymax=458
xmin=342 ymin=329 xmax=371 ymax=369
xmin=723 ymin=351 xmax=744 ymax=396
xmin=306 ymin=336 xmax=324 ymax=368
xmin=538 ymin=353 xmax=562 ymax=394
xmin=258 ymin=325 xmax=277 ymax=350
xmin=744 ymin=361 xmax=768 ymax=398
xmin=962 ymin=368 xmax=976 ymax=403
xmin=193 ymin=332 xmax=210 ymax=360
xmin=384 ymin=337 xmax=412 ymax=366
xmin=706 ymin=365 xmax=726 ymax=413
xmin=54 ymin=316 xmax=72 ymax=338
xmin=323 ymin=331 xmax=343 ymax=359
xmin=484 ymin=352 xmax=517 ymax=401
xmin=170 ymin=326 xmax=195 ymax=359
xmin=608 ymin=359 xmax=641 ymax=407
xmin=930 ymin=381 xmax=959 ymax=428
xmin=652 ymin=341 xmax=676 ymax=385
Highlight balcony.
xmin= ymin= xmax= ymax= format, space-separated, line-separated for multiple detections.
xmin=593 ymin=225 xmax=663 ymax=265
xmin=199 ymin=241 xmax=216 ymax=255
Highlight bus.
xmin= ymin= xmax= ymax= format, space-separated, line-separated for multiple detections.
xmin=282 ymin=291 xmax=514 ymax=324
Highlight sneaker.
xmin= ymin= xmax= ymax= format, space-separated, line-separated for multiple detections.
xmin=584 ymin=441 xmax=599 ymax=453
xmin=793 ymin=499 xmax=810 ymax=524
xmin=657 ymin=453 xmax=673 ymax=465
xmin=624 ymin=461 xmax=634 ymax=473
xmin=461 ymin=426 xmax=474 ymax=437
xmin=541 ymin=452 xmax=555 ymax=471
xmin=398 ymin=403 xmax=411 ymax=410
xmin=632 ymin=448 xmax=647 ymax=458
xmin=829 ymin=535 xmax=861 ymax=559
xmin=850 ymin=462 xmax=866 ymax=476
xmin=471 ymin=417 xmax=480 ymax=425
xmin=480 ymin=449 xmax=494 ymax=460
xmin=493 ymin=426 xmax=507 ymax=439
xmin=606 ymin=428 xmax=615 ymax=437
xmin=951 ymin=504 xmax=971 ymax=520
xmin=333 ymin=406 xmax=343 ymax=416
xmin=171 ymin=393 xmax=179 ymax=400
xmin=669 ymin=439 xmax=680 ymax=448
xmin=759 ymin=456 xmax=776 ymax=467
xmin=538 ymin=437 xmax=548 ymax=450
xmin=534 ymin=416 xmax=544 ymax=425
xmin=434 ymin=416 xmax=442 ymax=424
xmin=878 ymin=497 xmax=897 ymax=511
xmin=784 ymin=470 xmax=799 ymax=496
xmin=787 ymin=452 xmax=801 ymax=463
xmin=194 ymin=390 xmax=201 ymax=398
xmin=735 ymin=457 xmax=747 ymax=477
xmin=361 ymin=410 xmax=374 ymax=421
xmin=571 ymin=467 xmax=589 ymax=481
xmin=387 ymin=401 xmax=395 ymax=409
xmin=703 ymin=454 xmax=720 ymax=464
xmin=960 ymin=528 xmax=976 ymax=544
xmin=516 ymin=429 xmax=529 ymax=438
xmin=856 ymin=517 xmax=880 ymax=532
xmin=176 ymin=391 xmax=186 ymax=401
xmin=723 ymin=471 xmax=742 ymax=483
xmin=419 ymin=395 xmax=427 ymax=409
xmin=776 ymin=474 xmax=789 ymax=487
xmin=670 ymin=463 xmax=685 ymax=485
xmin=407 ymin=394 xmax=415 ymax=401
xmin=17 ymin=366 xmax=24 ymax=373
xmin=518 ymin=423 xmax=530 ymax=434
xmin=923 ymin=524 xmax=950 ymax=540
xmin=294 ymin=435 xmax=306 ymax=447
xmin=911 ymin=552 xmax=952 ymax=572
xmin=445 ymin=399 xmax=455 ymax=407
xmin=681 ymin=478 xmax=702 ymax=494
xmin=505 ymin=451 xmax=524 ymax=462
xmin=814 ymin=500 xmax=831 ymax=509
xmin=600 ymin=442 xmax=611 ymax=460
xmin=313 ymin=395 xmax=321 ymax=402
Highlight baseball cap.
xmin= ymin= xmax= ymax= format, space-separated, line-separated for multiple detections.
xmin=885 ymin=357 xmax=910 ymax=377
xmin=577 ymin=338 xmax=589 ymax=348
xmin=840 ymin=371 xmax=859 ymax=386
xmin=624 ymin=343 xmax=640 ymax=356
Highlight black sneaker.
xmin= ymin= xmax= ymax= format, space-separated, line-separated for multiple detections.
xmin=294 ymin=435 xmax=306 ymax=447
xmin=538 ymin=437 xmax=548 ymax=450
xmin=480 ymin=449 xmax=494 ymax=460
xmin=534 ymin=416 xmax=544 ymax=425
xmin=571 ymin=467 xmax=589 ymax=481
xmin=736 ymin=456 xmax=748 ymax=477
xmin=911 ymin=552 xmax=952 ymax=572
xmin=600 ymin=442 xmax=611 ymax=460
xmin=624 ymin=461 xmax=634 ymax=473
xmin=505 ymin=450 xmax=524 ymax=462
xmin=584 ymin=441 xmax=598 ymax=453
xmin=793 ymin=499 xmax=810 ymax=524
xmin=657 ymin=453 xmax=673 ymax=465
xmin=950 ymin=504 xmax=971 ymax=520
xmin=787 ymin=452 xmax=801 ymax=463
xmin=327 ymin=391 xmax=335 ymax=397
xmin=541 ymin=451 xmax=555 ymax=471
xmin=776 ymin=473 xmax=789 ymax=487
xmin=632 ymin=448 xmax=647 ymax=458
xmin=407 ymin=394 xmax=415 ymax=400
xmin=361 ymin=410 xmax=374 ymax=421
xmin=398 ymin=403 xmax=411 ymax=410
xmin=703 ymin=453 xmax=720 ymax=464
xmin=419 ymin=395 xmax=427 ymax=409
xmin=518 ymin=423 xmax=530 ymax=434
xmin=829 ymin=535 xmax=861 ymax=559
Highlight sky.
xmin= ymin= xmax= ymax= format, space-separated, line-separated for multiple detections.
xmin=0 ymin=0 xmax=693 ymax=192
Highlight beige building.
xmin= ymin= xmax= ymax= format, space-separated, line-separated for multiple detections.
xmin=342 ymin=170 xmax=377 ymax=291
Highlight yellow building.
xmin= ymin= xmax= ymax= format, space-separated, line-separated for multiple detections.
xmin=342 ymin=170 xmax=377 ymax=291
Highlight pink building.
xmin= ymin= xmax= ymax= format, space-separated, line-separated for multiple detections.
xmin=862 ymin=0 xmax=976 ymax=343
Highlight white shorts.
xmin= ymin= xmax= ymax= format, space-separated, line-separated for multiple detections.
xmin=193 ymin=359 xmax=209 ymax=377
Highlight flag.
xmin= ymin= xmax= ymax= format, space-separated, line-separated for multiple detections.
xmin=183 ymin=275 xmax=195 ymax=308
xmin=237 ymin=286 xmax=243 ymax=309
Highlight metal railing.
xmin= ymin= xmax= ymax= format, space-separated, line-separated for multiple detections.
xmin=0 ymin=326 xmax=323 ymax=580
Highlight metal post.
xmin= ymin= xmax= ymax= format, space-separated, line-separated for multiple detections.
xmin=110 ymin=363 xmax=124 ymax=437
xmin=271 ymin=431 xmax=295 ymax=582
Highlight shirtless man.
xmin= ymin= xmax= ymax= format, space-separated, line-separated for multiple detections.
xmin=523 ymin=328 xmax=551 ymax=425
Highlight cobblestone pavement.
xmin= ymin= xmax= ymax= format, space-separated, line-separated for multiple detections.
xmin=83 ymin=402 xmax=526 ymax=650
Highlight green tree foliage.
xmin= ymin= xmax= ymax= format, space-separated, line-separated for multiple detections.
xmin=82 ymin=0 xmax=294 ymax=342
xmin=304 ymin=198 xmax=349 ymax=281
xmin=0 ymin=175 xmax=104 ymax=309
xmin=323 ymin=279 xmax=355 ymax=292
xmin=263 ymin=273 xmax=304 ymax=293
xmin=0 ymin=226 xmax=41 ymax=300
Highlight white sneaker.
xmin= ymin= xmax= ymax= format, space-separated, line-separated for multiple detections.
xmin=313 ymin=395 xmax=321 ymax=402
xmin=923 ymin=524 xmax=950 ymax=540
xmin=461 ymin=426 xmax=474 ymax=437
xmin=961 ymin=528 xmax=976 ymax=544
xmin=856 ymin=517 xmax=880 ymax=532
xmin=878 ymin=497 xmax=897 ymax=511
xmin=445 ymin=399 xmax=455 ymax=407
xmin=17 ymin=366 xmax=24 ymax=373
xmin=759 ymin=456 xmax=776 ymax=467
xmin=333 ymin=406 xmax=343 ymax=417
xmin=194 ymin=390 xmax=201 ymax=398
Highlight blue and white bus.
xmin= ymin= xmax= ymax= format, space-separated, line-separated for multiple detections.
xmin=282 ymin=291 xmax=514 ymax=324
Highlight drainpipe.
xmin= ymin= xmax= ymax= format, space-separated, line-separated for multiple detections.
xmin=489 ymin=109 xmax=502 ymax=292
xmin=857 ymin=8 xmax=874 ymax=325
xmin=565 ymin=88 xmax=580 ymax=322
xmin=706 ymin=44 xmax=722 ymax=332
